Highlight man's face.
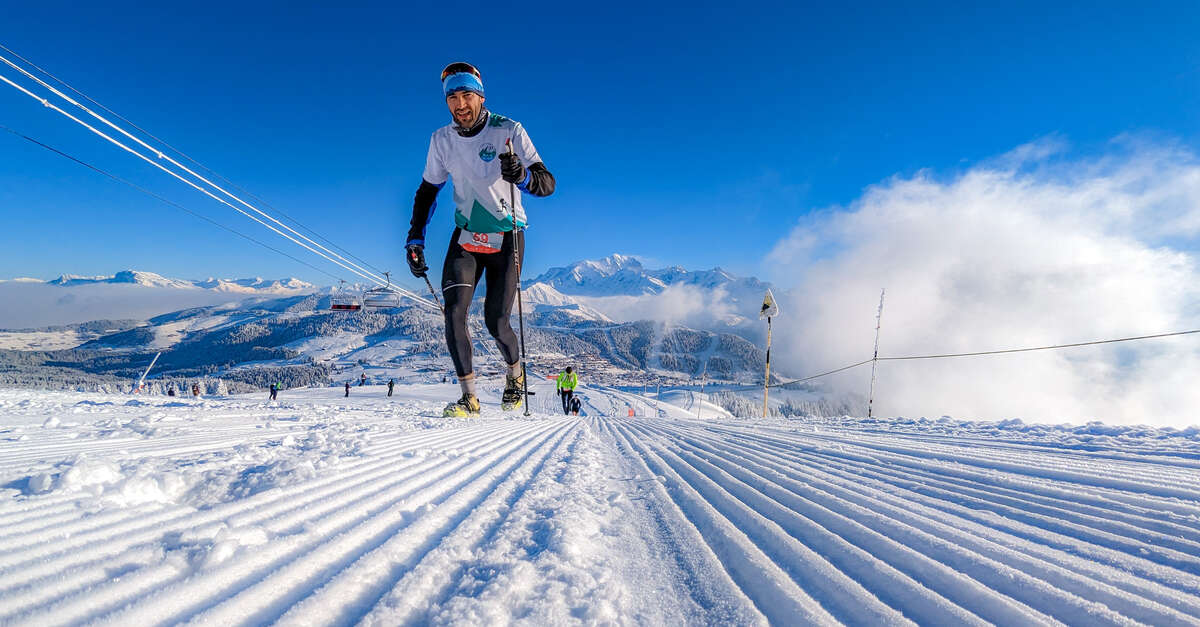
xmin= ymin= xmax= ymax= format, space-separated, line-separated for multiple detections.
xmin=446 ymin=91 xmax=484 ymax=127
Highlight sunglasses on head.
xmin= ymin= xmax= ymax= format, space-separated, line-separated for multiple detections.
xmin=441 ymin=62 xmax=480 ymax=82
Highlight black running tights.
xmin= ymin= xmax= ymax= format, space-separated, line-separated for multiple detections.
xmin=441 ymin=228 xmax=524 ymax=377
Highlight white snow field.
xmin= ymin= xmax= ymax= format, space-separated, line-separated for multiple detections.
xmin=2 ymin=381 xmax=1200 ymax=626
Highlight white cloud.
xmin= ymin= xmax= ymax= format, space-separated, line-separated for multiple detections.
xmin=765 ymin=138 xmax=1200 ymax=427
xmin=574 ymin=284 xmax=741 ymax=331
xmin=0 ymin=283 xmax=253 ymax=329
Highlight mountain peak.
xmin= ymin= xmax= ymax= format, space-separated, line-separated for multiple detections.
xmin=36 ymin=270 xmax=315 ymax=293
xmin=577 ymin=254 xmax=642 ymax=276
xmin=111 ymin=270 xmax=196 ymax=288
xmin=602 ymin=253 xmax=641 ymax=268
xmin=48 ymin=273 xmax=108 ymax=286
xmin=528 ymin=254 xmax=769 ymax=300
xmin=531 ymin=255 xmax=654 ymax=295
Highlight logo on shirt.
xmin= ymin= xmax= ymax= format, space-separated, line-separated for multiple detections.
xmin=479 ymin=143 xmax=496 ymax=162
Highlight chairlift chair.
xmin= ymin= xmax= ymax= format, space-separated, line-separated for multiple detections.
xmin=363 ymin=272 xmax=403 ymax=309
xmin=330 ymin=280 xmax=362 ymax=311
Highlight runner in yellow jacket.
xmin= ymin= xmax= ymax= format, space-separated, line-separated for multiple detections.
xmin=556 ymin=367 xmax=578 ymax=415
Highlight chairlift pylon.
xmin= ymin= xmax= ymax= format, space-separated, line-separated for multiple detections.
xmin=363 ymin=271 xmax=402 ymax=309
xmin=330 ymin=279 xmax=362 ymax=311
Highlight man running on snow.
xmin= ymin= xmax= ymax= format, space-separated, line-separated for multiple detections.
xmin=557 ymin=366 xmax=578 ymax=415
xmin=405 ymin=62 xmax=556 ymax=417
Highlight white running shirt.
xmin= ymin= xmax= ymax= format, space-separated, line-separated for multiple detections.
xmin=422 ymin=112 xmax=543 ymax=233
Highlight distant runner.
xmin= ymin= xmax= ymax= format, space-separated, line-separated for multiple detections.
xmin=557 ymin=367 xmax=578 ymax=415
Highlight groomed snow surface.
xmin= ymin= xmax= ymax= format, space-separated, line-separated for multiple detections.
xmin=2 ymin=382 xmax=1200 ymax=626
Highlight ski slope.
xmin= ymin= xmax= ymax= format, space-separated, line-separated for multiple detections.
xmin=1 ymin=383 xmax=1199 ymax=625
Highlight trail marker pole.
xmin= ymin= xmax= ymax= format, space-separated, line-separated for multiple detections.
xmin=868 ymin=289 xmax=886 ymax=419
xmin=763 ymin=317 xmax=772 ymax=418
xmin=760 ymin=289 xmax=780 ymax=418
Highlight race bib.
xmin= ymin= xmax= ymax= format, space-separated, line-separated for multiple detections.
xmin=458 ymin=230 xmax=503 ymax=254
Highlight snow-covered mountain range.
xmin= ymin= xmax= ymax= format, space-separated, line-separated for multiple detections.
xmin=522 ymin=254 xmax=775 ymax=334
xmin=528 ymin=254 xmax=770 ymax=298
xmin=0 ymin=257 xmax=845 ymax=415
xmin=40 ymin=270 xmax=315 ymax=293
xmin=6 ymin=257 xmax=765 ymax=328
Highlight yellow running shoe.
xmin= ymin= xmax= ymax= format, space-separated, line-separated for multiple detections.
xmin=443 ymin=393 xmax=481 ymax=417
xmin=501 ymin=372 xmax=524 ymax=411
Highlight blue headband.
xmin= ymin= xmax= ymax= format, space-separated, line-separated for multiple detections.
xmin=443 ymin=72 xmax=484 ymax=98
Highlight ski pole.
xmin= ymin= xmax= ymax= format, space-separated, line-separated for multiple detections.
xmin=506 ymin=138 xmax=532 ymax=416
xmin=422 ymin=275 xmax=445 ymax=316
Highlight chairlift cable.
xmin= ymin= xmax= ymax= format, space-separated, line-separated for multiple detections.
xmin=727 ymin=328 xmax=1200 ymax=393
xmin=0 ymin=66 xmax=437 ymax=311
xmin=0 ymin=50 xmax=389 ymax=289
xmin=0 ymin=124 xmax=342 ymax=282
xmin=0 ymin=42 xmax=385 ymax=278
xmin=0 ymin=68 xmax=378 ymax=286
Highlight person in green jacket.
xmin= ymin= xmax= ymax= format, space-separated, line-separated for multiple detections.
xmin=556 ymin=366 xmax=578 ymax=415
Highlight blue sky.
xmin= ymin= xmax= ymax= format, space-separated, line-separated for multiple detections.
xmin=1 ymin=1 xmax=1198 ymax=289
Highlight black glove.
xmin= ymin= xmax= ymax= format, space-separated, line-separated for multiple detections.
xmin=499 ymin=151 xmax=525 ymax=185
xmin=405 ymin=244 xmax=428 ymax=278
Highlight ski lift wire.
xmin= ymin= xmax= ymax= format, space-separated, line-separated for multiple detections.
xmin=0 ymin=124 xmax=343 ymax=282
xmin=0 ymin=67 xmax=437 ymax=312
xmin=729 ymin=327 xmax=1200 ymax=392
xmin=0 ymin=51 xmax=389 ymax=290
xmin=876 ymin=328 xmax=1200 ymax=362
xmin=0 ymin=42 xmax=386 ymax=278
xmin=0 ymin=70 xmax=376 ymax=287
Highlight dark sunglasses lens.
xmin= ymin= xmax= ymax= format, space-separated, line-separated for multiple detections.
xmin=440 ymin=62 xmax=480 ymax=81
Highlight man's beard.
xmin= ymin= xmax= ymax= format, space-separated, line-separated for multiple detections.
xmin=453 ymin=108 xmax=489 ymax=136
